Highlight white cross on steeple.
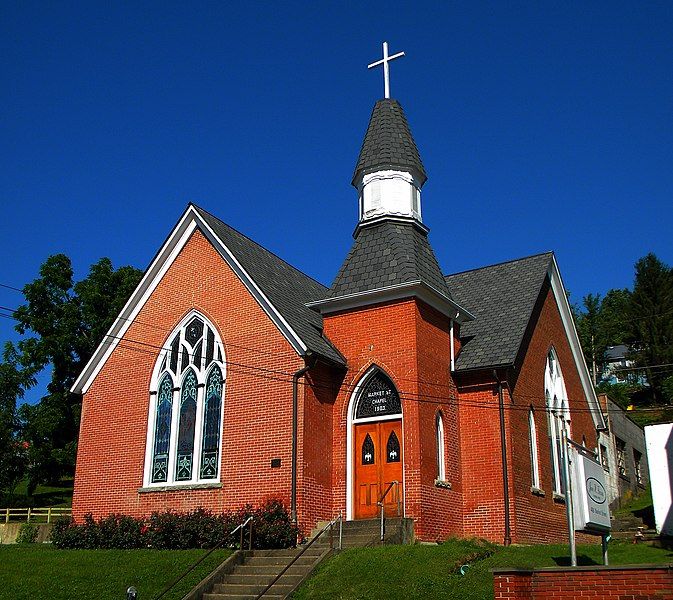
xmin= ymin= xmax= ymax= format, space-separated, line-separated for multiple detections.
xmin=367 ymin=41 xmax=405 ymax=99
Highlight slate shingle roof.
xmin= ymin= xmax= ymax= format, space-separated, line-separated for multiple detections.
xmin=445 ymin=253 xmax=553 ymax=371
xmin=193 ymin=205 xmax=346 ymax=366
xmin=328 ymin=221 xmax=452 ymax=299
xmin=352 ymin=99 xmax=427 ymax=186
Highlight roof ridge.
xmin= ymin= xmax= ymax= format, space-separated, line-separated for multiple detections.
xmin=444 ymin=251 xmax=554 ymax=279
xmin=190 ymin=202 xmax=329 ymax=291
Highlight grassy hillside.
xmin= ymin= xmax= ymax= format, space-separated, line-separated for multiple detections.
xmin=293 ymin=539 xmax=673 ymax=600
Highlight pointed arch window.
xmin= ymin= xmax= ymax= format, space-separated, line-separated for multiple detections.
xmin=386 ymin=431 xmax=401 ymax=463
xmin=436 ymin=413 xmax=446 ymax=481
xmin=545 ymin=348 xmax=570 ymax=495
xmin=145 ymin=313 xmax=226 ymax=487
xmin=529 ymin=407 xmax=540 ymax=490
xmin=362 ymin=434 xmax=375 ymax=465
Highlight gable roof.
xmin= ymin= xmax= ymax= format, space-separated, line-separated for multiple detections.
xmin=352 ymin=99 xmax=427 ymax=186
xmin=72 ymin=204 xmax=345 ymax=394
xmin=446 ymin=252 xmax=606 ymax=430
xmin=329 ymin=221 xmax=453 ymax=299
xmin=193 ymin=205 xmax=345 ymax=366
xmin=445 ymin=252 xmax=553 ymax=371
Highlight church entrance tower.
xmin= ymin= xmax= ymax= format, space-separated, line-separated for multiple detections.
xmin=308 ymin=44 xmax=472 ymax=531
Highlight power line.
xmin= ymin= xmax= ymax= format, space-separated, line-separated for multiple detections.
xmin=0 ymin=283 xmax=23 ymax=293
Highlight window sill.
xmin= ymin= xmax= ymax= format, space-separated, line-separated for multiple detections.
xmin=434 ymin=479 xmax=452 ymax=490
xmin=138 ymin=482 xmax=222 ymax=493
xmin=618 ymin=474 xmax=631 ymax=483
xmin=530 ymin=487 xmax=546 ymax=497
xmin=552 ymin=493 xmax=566 ymax=504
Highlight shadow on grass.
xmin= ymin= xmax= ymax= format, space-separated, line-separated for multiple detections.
xmin=2 ymin=478 xmax=74 ymax=508
xmin=552 ymin=554 xmax=599 ymax=567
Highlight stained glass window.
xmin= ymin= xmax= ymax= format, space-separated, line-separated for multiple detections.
xmin=386 ymin=431 xmax=400 ymax=463
xmin=152 ymin=374 xmax=173 ymax=483
xmin=146 ymin=313 xmax=225 ymax=486
xmin=175 ymin=370 xmax=197 ymax=481
xmin=355 ymin=371 xmax=401 ymax=419
xmin=200 ymin=366 xmax=223 ymax=479
xmin=362 ymin=434 xmax=375 ymax=465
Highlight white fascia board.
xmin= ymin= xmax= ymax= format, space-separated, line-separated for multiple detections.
xmin=548 ymin=256 xmax=607 ymax=431
xmin=71 ymin=208 xmax=198 ymax=395
xmin=306 ymin=280 xmax=475 ymax=323
xmin=72 ymin=206 xmax=307 ymax=395
xmin=193 ymin=210 xmax=308 ymax=357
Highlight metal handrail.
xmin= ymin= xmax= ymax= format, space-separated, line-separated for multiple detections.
xmin=152 ymin=516 xmax=252 ymax=600
xmin=377 ymin=480 xmax=400 ymax=541
xmin=253 ymin=514 xmax=342 ymax=600
xmin=230 ymin=515 xmax=253 ymax=550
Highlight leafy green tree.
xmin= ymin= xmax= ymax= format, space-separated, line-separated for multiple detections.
xmin=0 ymin=343 xmax=35 ymax=502
xmin=626 ymin=253 xmax=673 ymax=403
xmin=10 ymin=255 xmax=142 ymax=493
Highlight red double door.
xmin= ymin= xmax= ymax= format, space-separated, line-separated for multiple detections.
xmin=354 ymin=420 xmax=403 ymax=519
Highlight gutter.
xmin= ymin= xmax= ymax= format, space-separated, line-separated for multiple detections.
xmin=291 ymin=355 xmax=315 ymax=523
xmin=494 ymin=369 xmax=512 ymax=546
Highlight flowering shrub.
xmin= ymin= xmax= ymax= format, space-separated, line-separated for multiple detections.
xmin=50 ymin=499 xmax=299 ymax=550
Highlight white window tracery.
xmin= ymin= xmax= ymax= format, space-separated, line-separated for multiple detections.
xmin=529 ymin=407 xmax=540 ymax=490
xmin=436 ymin=412 xmax=446 ymax=482
xmin=545 ymin=348 xmax=570 ymax=495
xmin=144 ymin=311 xmax=226 ymax=487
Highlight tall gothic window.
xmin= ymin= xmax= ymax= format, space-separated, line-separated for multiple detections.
xmin=529 ymin=407 xmax=540 ymax=490
xmin=545 ymin=348 xmax=570 ymax=495
xmin=436 ymin=412 xmax=446 ymax=481
xmin=146 ymin=312 xmax=226 ymax=486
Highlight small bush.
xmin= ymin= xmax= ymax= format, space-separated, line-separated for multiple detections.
xmin=16 ymin=523 xmax=39 ymax=544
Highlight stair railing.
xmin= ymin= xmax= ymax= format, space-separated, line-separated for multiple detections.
xmin=151 ymin=515 xmax=253 ymax=600
xmin=252 ymin=514 xmax=342 ymax=600
xmin=230 ymin=515 xmax=254 ymax=551
xmin=377 ymin=480 xmax=400 ymax=542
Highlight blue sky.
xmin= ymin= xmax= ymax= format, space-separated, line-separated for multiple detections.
xmin=2 ymin=2 xmax=672 ymax=402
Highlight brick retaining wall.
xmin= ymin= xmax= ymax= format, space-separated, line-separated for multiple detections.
xmin=493 ymin=564 xmax=673 ymax=599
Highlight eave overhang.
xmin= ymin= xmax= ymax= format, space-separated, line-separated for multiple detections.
xmin=306 ymin=280 xmax=475 ymax=323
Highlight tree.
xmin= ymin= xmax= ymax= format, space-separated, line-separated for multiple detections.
xmin=573 ymin=290 xmax=630 ymax=384
xmin=626 ymin=253 xmax=673 ymax=403
xmin=9 ymin=255 xmax=142 ymax=492
xmin=0 ymin=343 xmax=35 ymax=502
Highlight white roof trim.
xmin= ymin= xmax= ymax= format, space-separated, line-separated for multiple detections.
xmin=306 ymin=280 xmax=475 ymax=323
xmin=71 ymin=205 xmax=307 ymax=395
xmin=548 ymin=256 xmax=607 ymax=431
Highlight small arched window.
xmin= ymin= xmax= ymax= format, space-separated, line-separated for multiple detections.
xmin=545 ymin=348 xmax=570 ymax=495
xmin=529 ymin=407 xmax=540 ymax=490
xmin=436 ymin=412 xmax=446 ymax=481
xmin=146 ymin=312 xmax=226 ymax=486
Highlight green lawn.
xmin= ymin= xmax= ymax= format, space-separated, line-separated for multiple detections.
xmin=293 ymin=540 xmax=673 ymax=600
xmin=0 ymin=545 xmax=232 ymax=600
xmin=2 ymin=478 xmax=74 ymax=508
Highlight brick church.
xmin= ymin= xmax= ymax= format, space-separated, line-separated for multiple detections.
xmin=71 ymin=85 xmax=606 ymax=544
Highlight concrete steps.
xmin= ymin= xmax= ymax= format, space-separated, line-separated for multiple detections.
xmin=192 ymin=517 xmax=415 ymax=599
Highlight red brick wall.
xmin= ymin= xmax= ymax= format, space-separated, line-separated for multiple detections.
xmin=322 ymin=297 xmax=462 ymax=540
xmin=415 ymin=302 xmax=463 ymax=540
xmin=493 ymin=566 xmax=673 ymax=599
xmin=73 ymin=230 xmax=305 ymax=524
xmin=297 ymin=361 xmax=340 ymax=531
xmin=456 ymin=284 xmax=599 ymax=544
xmin=509 ymin=285 xmax=598 ymax=544
xmin=458 ymin=371 xmax=513 ymax=542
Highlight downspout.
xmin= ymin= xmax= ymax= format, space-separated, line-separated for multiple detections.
xmin=291 ymin=356 xmax=314 ymax=523
xmin=494 ymin=369 xmax=512 ymax=546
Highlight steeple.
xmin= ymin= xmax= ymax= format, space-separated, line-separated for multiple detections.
xmin=307 ymin=44 xmax=471 ymax=324
xmin=353 ymin=99 xmax=427 ymax=227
